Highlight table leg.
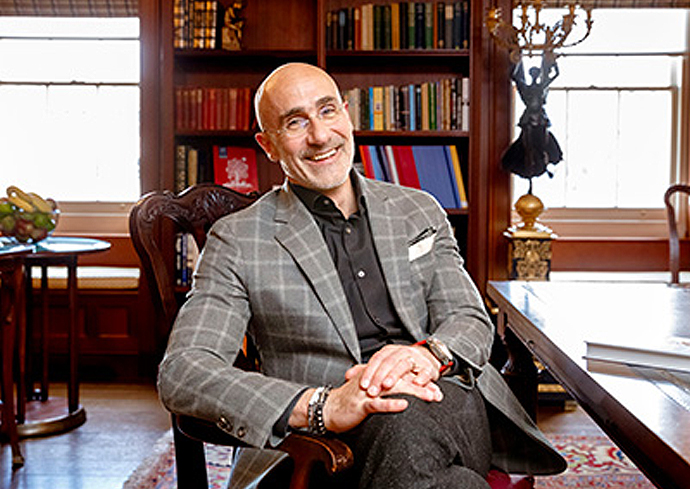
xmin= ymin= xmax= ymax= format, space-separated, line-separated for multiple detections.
xmin=67 ymin=258 xmax=79 ymax=413
xmin=498 ymin=312 xmax=538 ymax=420
xmin=16 ymin=265 xmax=31 ymax=424
xmin=40 ymin=264 xmax=49 ymax=401
xmin=1 ymin=260 xmax=25 ymax=467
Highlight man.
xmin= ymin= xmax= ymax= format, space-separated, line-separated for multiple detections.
xmin=158 ymin=62 xmax=566 ymax=488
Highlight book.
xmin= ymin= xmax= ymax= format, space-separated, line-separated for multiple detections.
xmin=359 ymin=145 xmax=375 ymax=179
xmin=213 ymin=146 xmax=258 ymax=193
xmin=412 ymin=145 xmax=460 ymax=209
xmin=392 ymin=145 xmax=421 ymax=189
xmin=175 ymin=144 xmax=188 ymax=192
xmin=445 ymin=145 xmax=468 ymax=208
xmin=368 ymin=145 xmax=388 ymax=181
xmin=586 ymin=335 xmax=690 ymax=374
xmin=372 ymin=86 xmax=384 ymax=130
xmin=382 ymin=145 xmax=400 ymax=184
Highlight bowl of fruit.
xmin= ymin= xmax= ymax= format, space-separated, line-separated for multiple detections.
xmin=0 ymin=186 xmax=59 ymax=243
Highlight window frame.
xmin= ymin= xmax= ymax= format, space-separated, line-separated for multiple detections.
xmin=510 ymin=10 xmax=690 ymax=240
xmin=0 ymin=17 xmax=141 ymax=238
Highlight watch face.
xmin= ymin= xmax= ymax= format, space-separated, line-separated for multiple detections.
xmin=427 ymin=338 xmax=452 ymax=365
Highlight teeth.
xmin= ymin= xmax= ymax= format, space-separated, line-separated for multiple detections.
xmin=312 ymin=148 xmax=337 ymax=161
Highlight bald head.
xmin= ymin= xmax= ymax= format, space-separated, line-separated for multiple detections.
xmin=254 ymin=63 xmax=342 ymax=132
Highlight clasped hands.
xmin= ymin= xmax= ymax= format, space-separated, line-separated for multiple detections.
xmin=309 ymin=344 xmax=444 ymax=434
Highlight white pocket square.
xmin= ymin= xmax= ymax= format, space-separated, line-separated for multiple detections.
xmin=408 ymin=234 xmax=435 ymax=261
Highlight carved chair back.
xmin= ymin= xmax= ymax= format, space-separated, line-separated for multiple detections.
xmin=129 ymin=183 xmax=257 ymax=331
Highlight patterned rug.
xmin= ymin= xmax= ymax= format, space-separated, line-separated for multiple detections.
xmin=122 ymin=432 xmax=655 ymax=489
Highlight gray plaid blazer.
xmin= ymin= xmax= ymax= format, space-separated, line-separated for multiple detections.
xmin=158 ymin=171 xmax=566 ymax=485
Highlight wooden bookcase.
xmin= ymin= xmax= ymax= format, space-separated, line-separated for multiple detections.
xmin=141 ymin=0 xmax=514 ymax=295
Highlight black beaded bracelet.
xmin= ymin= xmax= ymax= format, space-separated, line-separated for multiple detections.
xmin=307 ymin=385 xmax=332 ymax=435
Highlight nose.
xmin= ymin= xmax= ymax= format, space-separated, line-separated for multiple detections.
xmin=305 ymin=116 xmax=330 ymax=145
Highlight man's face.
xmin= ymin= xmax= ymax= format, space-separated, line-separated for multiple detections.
xmin=255 ymin=66 xmax=354 ymax=193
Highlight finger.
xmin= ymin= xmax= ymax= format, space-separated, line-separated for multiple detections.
xmin=392 ymin=375 xmax=443 ymax=403
xmin=359 ymin=346 xmax=399 ymax=392
xmin=345 ymin=364 xmax=366 ymax=381
xmin=379 ymin=355 xmax=420 ymax=391
xmin=410 ymin=365 xmax=435 ymax=387
xmin=366 ymin=351 xmax=416 ymax=396
xmin=363 ymin=396 xmax=409 ymax=415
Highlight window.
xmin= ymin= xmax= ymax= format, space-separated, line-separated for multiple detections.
xmin=511 ymin=9 xmax=689 ymax=237
xmin=0 ymin=17 xmax=140 ymax=234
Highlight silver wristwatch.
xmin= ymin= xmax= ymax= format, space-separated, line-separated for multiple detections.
xmin=418 ymin=337 xmax=454 ymax=374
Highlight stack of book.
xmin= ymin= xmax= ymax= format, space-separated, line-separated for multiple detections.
xmin=359 ymin=145 xmax=467 ymax=209
xmin=174 ymin=0 xmax=222 ymax=49
xmin=326 ymin=1 xmax=470 ymax=51
xmin=175 ymin=86 xmax=254 ymax=132
xmin=343 ymin=77 xmax=469 ymax=132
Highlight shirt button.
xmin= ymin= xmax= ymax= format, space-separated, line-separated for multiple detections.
xmin=357 ymin=270 xmax=366 ymax=278
xmin=345 ymin=226 xmax=352 ymax=234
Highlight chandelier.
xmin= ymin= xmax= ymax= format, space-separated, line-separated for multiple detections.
xmin=485 ymin=0 xmax=594 ymax=60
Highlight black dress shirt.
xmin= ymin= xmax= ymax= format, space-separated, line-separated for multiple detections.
xmin=291 ymin=182 xmax=414 ymax=361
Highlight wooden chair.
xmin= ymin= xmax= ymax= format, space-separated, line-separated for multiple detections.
xmin=129 ymin=183 xmax=353 ymax=489
xmin=129 ymin=183 xmax=534 ymax=489
xmin=664 ymin=184 xmax=690 ymax=285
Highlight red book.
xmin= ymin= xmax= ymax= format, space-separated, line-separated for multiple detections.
xmin=213 ymin=146 xmax=259 ymax=193
xmin=359 ymin=145 xmax=375 ymax=178
xmin=393 ymin=145 xmax=421 ymax=189
xmin=237 ymin=87 xmax=252 ymax=130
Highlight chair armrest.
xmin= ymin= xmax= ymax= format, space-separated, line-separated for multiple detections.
xmin=277 ymin=432 xmax=353 ymax=476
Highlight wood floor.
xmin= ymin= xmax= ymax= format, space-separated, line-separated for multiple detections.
xmin=0 ymin=382 xmax=171 ymax=489
xmin=0 ymin=383 xmax=605 ymax=489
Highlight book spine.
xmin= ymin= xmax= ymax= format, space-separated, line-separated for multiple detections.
xmin=461 ymin=76 xmax=470 ymax=131
xmin=461 ymin=0 xmax=470 ymax=49
xmin=354 ymin=6 xmax=361 ymax=50
xmin=437 ymin=2 xmax=445 ymax=48
xmin=399 ymin=2 xmax=408 ymax=50
xmin=408 ymin=3 xmax=416 ymax=49
xmin=424 ymin=2 xmax=433 ymax=49
xmin=391 ymin=3 xmax=400 ymax=50
xmin=175 ymin=144 xmax=188 ymax=192
xmin=448 ymin=145 xmax=468 ymax=207
xmin=445 ymin=3 xmax=454 ymax=50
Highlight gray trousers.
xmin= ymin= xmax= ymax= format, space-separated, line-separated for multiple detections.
xmin=256 ymin=379 xmax=492 ymax=489
xmin=336 ymin=378 xmax=492 ymax=489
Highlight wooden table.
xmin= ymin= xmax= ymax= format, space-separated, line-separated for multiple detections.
xmin=487 ymin=280 xmax=690 ymax=489
xmin=17 ymin=236 xmax=111 ymax=438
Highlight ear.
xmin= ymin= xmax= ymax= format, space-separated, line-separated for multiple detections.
xmin=255 ymin=132 xmax=277 ymax=162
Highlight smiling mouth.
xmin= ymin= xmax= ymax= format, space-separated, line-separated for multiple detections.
xmin=309 ymin=147 xmax=338 ymax=162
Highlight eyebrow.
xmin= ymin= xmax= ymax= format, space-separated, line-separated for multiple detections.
xmin=278 ymin=95 xmax=339 ymax=122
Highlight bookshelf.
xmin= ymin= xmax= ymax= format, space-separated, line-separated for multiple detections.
xmin=141 ymin=0 xmax=514 ymax=293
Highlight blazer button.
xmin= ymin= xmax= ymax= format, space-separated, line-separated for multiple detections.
xmin=237 ymin=427 xmax=247 ymax=438
xmin=218 ymin=416 xmax=233 ymax=431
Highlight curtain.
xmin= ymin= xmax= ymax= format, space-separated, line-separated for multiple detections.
xmin=0 ymin=0 xmax=138 ymax=16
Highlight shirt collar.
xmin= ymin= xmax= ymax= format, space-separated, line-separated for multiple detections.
xmin=289 ymin=172 xmax=368 ymax=219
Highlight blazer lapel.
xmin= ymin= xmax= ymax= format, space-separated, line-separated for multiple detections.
xmin=273 ymin=186 xmax=361 ymax=361
xmin=361 ymin=178 xmax=425 ymax=340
